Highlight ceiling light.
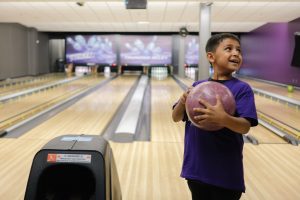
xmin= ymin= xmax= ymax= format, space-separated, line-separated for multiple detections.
xmin=138 ymin=21 xmax=149 ymax=24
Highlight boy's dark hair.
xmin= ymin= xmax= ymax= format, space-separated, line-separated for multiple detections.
xmin=205 ymin=33 xmax=240 ymax=53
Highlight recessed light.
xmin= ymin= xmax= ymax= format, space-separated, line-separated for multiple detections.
xmin=138 ymin=21 xmax=149 ymax=24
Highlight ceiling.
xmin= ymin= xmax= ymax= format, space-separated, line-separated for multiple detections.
xmin=0 ymin=0 xmax=300 ymax=33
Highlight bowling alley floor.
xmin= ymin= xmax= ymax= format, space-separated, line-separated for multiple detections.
xmin=0 ymin=75 xmax=300 ymax=200
xmin=110 ymin=142 xmax=300 ymax=200
xmin=110 ymin=77 xmax=300 ymax=200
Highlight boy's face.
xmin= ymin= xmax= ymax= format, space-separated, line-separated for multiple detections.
xmin=207 ymin=38 xmax=242 ymax=75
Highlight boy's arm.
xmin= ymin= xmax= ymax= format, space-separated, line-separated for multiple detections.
xmin=172 ymin=101 xmax=186 ymax=122
xmin=221 ymin=115 xmax=251 ymax=134
xmin=172 ymin=87 xmax=192 ymax=122
xmin=193 ymin=95 xmax=251 ymax=134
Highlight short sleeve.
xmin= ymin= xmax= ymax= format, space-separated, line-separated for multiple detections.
xmin=235 ymin=85 xmax=258 ymax=127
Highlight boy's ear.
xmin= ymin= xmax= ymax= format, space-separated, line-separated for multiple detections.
xmin=207 ymin=52 xmax=215 ymax=63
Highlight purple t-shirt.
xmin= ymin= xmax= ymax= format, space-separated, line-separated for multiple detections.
xmin=180 ymin=77 xmax=258 ymax=192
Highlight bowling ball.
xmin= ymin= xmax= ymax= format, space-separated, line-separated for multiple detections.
xmin=287 ymin=85 xmax=294 ymax=93
xmin=185 ymin=81 xmax=236 ymax=131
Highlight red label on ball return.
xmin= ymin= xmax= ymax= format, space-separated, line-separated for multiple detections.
xmin=47 ymin=153 xmax=91 ymax=163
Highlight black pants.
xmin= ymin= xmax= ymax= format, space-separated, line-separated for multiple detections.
xmin=187 ymin=179 xmax=242 ymax=200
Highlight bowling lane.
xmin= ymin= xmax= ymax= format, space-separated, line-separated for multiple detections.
xmin=0 ymin=75 xmax=105 ymax=130
xmin=21 ymin=75 xmax=138 ymax=140
xmin=110 ymin=141 xmax=190 ymax=200
xmin=0 ymin=138 xmax=45 ymax=200
xmin=114 ymin=77 xmax=298 ymax=200
xmin=151 ymin=77 xmax=186 ymax=142
xmin=1 ymin=75 xmax=297 ymax=200
xmin=0 ymin=75 xmax=138 ymax=200
xmin=206 ymin=76 xmax=299 ymax=134
xmin=0 ymin=73 xmax=67 ymax=97
xmin=248 ymin=124 xmax=286 ymax=144
xmin=242 ymin=145 xmax=300 ymax=200
xmin=175 ymin=75 xmax=194 ymax=87
xmin=111 ymin=76 xmax=190 ymax=200
xmin=240 ymin=77 xmax=300 ymax=101
xmin=0 ymin=75 xmax=32 ymax=85
xmin=255 ymin=95 xmax=300 ymax=131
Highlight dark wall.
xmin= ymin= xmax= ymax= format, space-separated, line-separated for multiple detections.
xmin=0 ymin=23 xmax=49 ymax=80
xmin=0 ymin=23 xmax=28 ymax=79
xmin=0 ymin=24 xmax=12 ymax=79
xmin=239 ymin=18 xmax=300 ymax=87
xmin=27 ymin=27 xmax=39 ymax=75
xmin=38 ymin=32 xmax=50 ymax=73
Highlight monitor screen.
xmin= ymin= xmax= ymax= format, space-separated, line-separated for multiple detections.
xmin=185 ymin=35 xmax=199 ymax=65
xmin=120 ymin=35 xmax=172 ymax=65
xmin=65 ymin=35 xmax=117 ymax=64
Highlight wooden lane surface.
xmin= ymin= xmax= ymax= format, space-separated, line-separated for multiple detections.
xmin=20 ymin=76 xmax=137 ymax=140
xmin=0 ymin=76 xmax=32 ymax=85
xmin=114 ymin=77 xmax=300 ymax=200
xmin=0 ymin=76 xmax=137 ymax=200
xmin=175 ymin=76 xmax=194 ymax=87
xmin=0 ymin=138 xmax=46 ymax=200
xmin=2 ymin=140 xmax=299 ymax=200
xmin=255 ymin=95 xmax=300 ymax=131
xmin=0 ymin=76 xmax=104 ymax=123
xmin=240 ymin=77 xmax=300 ymax=101
xmin=228 ymin=76 xmax=299 ymax=131
xmin=242 ymin=145 xmax=300 ymax=200
xmin=248 ymin=125 xmax=286 ymax=144
xmin=111 ymin=143 xmax=300 ymax=200
xmin=0 ymin=73 xmax=66 ymax=96
xmin=110 ymin=141 xmax=190 ymax=200
xmin=151 ymin=77 xmax=185 ymax=142
xmin=0 ymin=73 xmax=58 ymax=86
xmin=2 ymin=75 xmax=299 ymax=200
xmin=110 ymin=76 xmax=190 ymax=200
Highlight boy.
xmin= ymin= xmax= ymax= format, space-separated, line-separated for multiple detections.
xmin=172 ymin=33 xmax=258 ymax=200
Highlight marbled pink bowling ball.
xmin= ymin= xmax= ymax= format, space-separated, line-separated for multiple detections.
xmin=185 ymin=81 xmax=236 ymax=131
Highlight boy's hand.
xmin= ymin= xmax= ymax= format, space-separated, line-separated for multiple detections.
xmin=179 ymin=86 xmax=193 ymax=105
xmin=192 ymin=95 xmax=228 ymax=128
xmin=172 ymin=86 xmax=193 ymax=122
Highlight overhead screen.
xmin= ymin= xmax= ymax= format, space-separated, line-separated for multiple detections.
xmin=65 ymin=35 xmax=117 ymax=64
xmin=120 ymin=35 xmax=172 ymax=66
xmin=185 ymin=35 xmax=199 ymax=65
